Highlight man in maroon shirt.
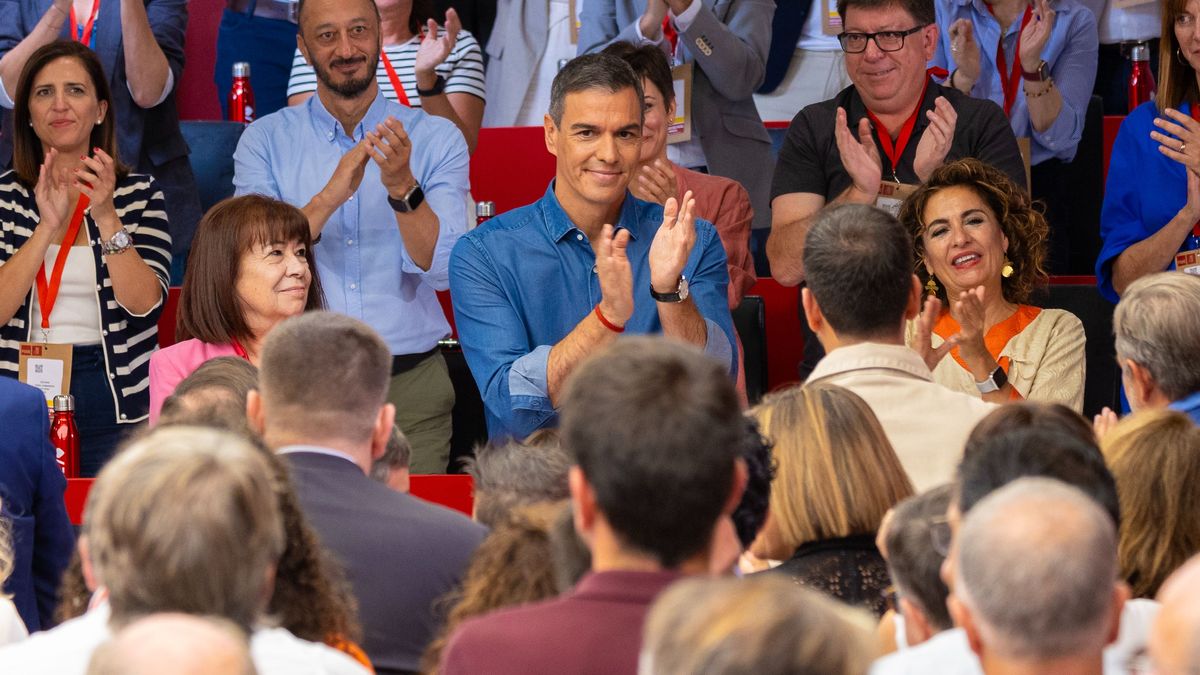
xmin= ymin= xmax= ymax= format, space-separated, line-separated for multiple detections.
xmin=439 ymin=336 xmax=748 ymax=675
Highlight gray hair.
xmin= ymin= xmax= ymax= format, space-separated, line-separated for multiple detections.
xmin=955 ymin=477 xmax=1118 ymax=660
xmin=464 ymin=438 xmax=571 ymax=528
xmin=885 ymin=484 xmax=954 ymax=632
xmin=87 ymin=613 xmax=257 ymax=675
xmin=370 ymin=425 xmax=412 ymax=481
xmin=548 ymin=53 xmax=644 ymax=127
xmin=1114 ymin=272 xmax=1200 ymax=401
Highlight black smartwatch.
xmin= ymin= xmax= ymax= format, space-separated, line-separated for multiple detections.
xmin=387 ymin=182 xmax=425 ymax=213
xmin=417 ymin=74 xmax=446 ymax=97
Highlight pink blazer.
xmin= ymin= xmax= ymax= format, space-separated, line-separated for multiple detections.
xmin=148 ymin=339 xmax=240 ymax=424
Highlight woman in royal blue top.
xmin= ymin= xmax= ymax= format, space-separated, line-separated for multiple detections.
xmin=1099 ymin=1 xmax=1200 ymax=302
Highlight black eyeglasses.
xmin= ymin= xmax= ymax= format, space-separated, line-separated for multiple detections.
xmin=838 ymin=26 xmax=925 ymax=53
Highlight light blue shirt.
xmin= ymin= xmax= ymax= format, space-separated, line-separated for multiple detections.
xmin=449 ymin=183 xmax=736 ymax=440
xmin=931 ymin=0 xmax=1098 ymax=164
xmin=232 ymin=91 xmax=470 ymax=355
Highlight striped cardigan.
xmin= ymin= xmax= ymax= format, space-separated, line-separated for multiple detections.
xmin=0 ymin=170 xmax=172 ymax=424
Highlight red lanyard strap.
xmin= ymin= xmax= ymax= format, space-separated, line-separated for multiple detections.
xmin=380 ymin=49 xmax=412 ymax=107
xmin=864 ymin=77 xmax=930 ymax=179
xmin=988 ymin=3 xmax=1033 ymax=117
xmin=662 ymin=16 xmax=680 ymax=61
xmin=69 ymin=0 xmax=101 ymax=49
xmin=35 ymin=196 xmax=91 ymax=331
xmin=230 ymin=337 xmax=250 ymax=361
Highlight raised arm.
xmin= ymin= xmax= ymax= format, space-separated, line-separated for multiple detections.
xmin=0 ymin=0 xmax=70 ymax=105
xmin=122 ymin=0 xmax=186 ymax=108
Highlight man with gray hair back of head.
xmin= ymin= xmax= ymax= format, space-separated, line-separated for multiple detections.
xmin=87 ymin=613 xmax=257 ymax=675
xmin=248 ymin=312 xmax=485 ymax=674
xmin=1149 ymin=553 xmax=1200 ymax=675
xmin=949 ymin=477 xmax=1129 ymax=674
xmin=1111 ymin=272 xmax=1200 ymax=422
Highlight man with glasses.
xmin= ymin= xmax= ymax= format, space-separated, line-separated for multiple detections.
xmin=765 ymin=0 xmax=1025 ymax=378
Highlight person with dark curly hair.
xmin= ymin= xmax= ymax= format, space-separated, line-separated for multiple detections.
xmin=900 ymin=158 xmax=1085 ymax=410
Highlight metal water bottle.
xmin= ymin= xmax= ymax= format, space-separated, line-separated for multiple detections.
xmin=50 ymin=394 xmax=79 ymax=478
xmin=228 ymin=62 xmax=256 ymax=124
xmin=1128 ymin=42 xmax=1156 ymax=112
xmin=476 ymin=201 xmax=496 ymax=226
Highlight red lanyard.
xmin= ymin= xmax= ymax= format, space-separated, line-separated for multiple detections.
xmin=380 ymin=50 xmax=412 ymax=107
xmin=35 ymin=196 xmax=91 ymax=332
xmin=662 ymin=17 xmax=680 ymax=61
xmin=864 ymin=77 xmax=930 ymax=180
xmin=69 ymin=0 xmax=101 ymax=49
xmin=230 ymin=337 xmax=250 ymax=361
xmin=988 ymin=3 xmax=1033 ymax=117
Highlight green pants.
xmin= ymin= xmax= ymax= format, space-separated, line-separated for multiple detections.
xmin=387 ymin=351 xmax=455 ymax=474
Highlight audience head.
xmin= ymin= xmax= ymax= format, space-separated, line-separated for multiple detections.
xmin=1150 ymin=554 xmax=1200 ymax=675
xmin=802 ymin=204 xmax=918 ymax=344
xmin=12 ymin=40 xmax=125 ymax=187
xmin=731 ymin=416 xmax=774 ymax=549
xmin=884 ymin=485 xmax=954 ymax=646
xmin=249 ymin=312 xmax=395 ymax=463
xmin=560 ymin=337 xmax=744 ymax=570
xmin=1101 ymin=409 xmax=1200 ymax=599
xmin=963 ymin=402 xmax=1096 ymax=456
xmin=899 ymin=158 xmax=1049 ymax=305
xmin=421 ymin=502 xmax=565 ymax=673
xmin=640 ymin=574 xmax=875 ymax=675
xmin=749 ymin=382 xmax=913 ymax=561
xmin=834 ymin=0 xmax=937 ymax=116
xmin=950 ymin=478 xmax=1125 ymax=665
xmin=369 ymin=425 xmax=412 ymax=493
xmin=157 ymin=357 xmax=259 ymax=433
xmin=1113 ymin=272 xmax=1200 ymax=409
xmin=1159 ymin=0 xmax=1200 ymax=112
xmin=601 ymin=41 xmax=675 ymax=164
xmin=179 ymin=195 xmax=325 ymax=348
xmin=295 ymin=0 xmax=383 ymax=99
xmin=86 ymin=614 xmax=256 ymax=675
xmin=465 ymin=437 xmax=571 ymax=528
xmin=82 ymin=426 xmax=286 ymax=631
xmin=550 ymin=503 xmax=592 ymax=592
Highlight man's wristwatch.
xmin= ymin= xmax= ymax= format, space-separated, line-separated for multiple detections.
xmin=1021 ymin=60 xmax=1050 ymax=82
xmin=102 ymin=227 xmax=133 ymax=255
xmin=650 ymin=276 xmax=689 ymax=303
xmin=975 ymin=365 xmax=1008 ymax=394
xmin=387 ymin=182 xmax=425 ymax=213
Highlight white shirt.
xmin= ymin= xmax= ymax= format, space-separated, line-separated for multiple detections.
xmin=873 ymin=599 xmax=1160 ymax=674
xmin=0 ymin=598 xmax=26 ymax=648
xmin=1095 ymin=0 xmax=1160 ymax=44
xmin=807 ymin=342 xmax=996 ymax=492
xmin=0 ymin=604 xmax=370 ymax=675
xmin=29 ymin=245 xmax=103 ymax=346
xmin=797 ymin=0 xmax=841 ymax=52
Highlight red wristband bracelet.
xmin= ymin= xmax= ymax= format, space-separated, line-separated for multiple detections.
xmin=594 ymin=304 xmax=625 ymax=333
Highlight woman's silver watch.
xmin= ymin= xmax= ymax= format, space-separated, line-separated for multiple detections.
xmin=975 ymin=365 xmax=1008 ymax=394
xmin=102 ymin=227 xmax=133 ymax=255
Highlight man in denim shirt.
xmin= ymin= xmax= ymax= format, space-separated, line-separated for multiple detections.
xmin=449 ymin=53 xmax=737 ymax=440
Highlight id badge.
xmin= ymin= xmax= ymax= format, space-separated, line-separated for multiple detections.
xmin=667 ymin=63 xmax=693 ymax=144
xmin=18 ymin=342 xmax=73 ymax=405
xmin=821 ymin=0 xmax=843 ymax=36
xmin=1176 ymin=248 xmax=1200 ymax=276
xmin=874 ymin=181 xmax=917 ymax=217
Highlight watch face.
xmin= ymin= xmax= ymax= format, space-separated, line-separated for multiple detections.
xmin=113 ymin=230 xmax=132 ymax=248
xmin=678 ymin=277 xmax=690 ymax=300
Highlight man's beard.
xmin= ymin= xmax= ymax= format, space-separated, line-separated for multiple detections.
xmin=313 ymin=50 xmax=379 ymax=99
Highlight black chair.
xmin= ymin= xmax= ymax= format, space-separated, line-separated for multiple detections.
xmin=1031 ymin=95 xmax=1105 ymax=276
xmin=440 ymin=342 xmax=488 ymax=473
xmin=1032 ymin=280 xmax=1120 ymax=418
xmin=179 ymin=121 xmax=245 ymax=213
xmin=733 ymin=295 xmax=768 ymax=404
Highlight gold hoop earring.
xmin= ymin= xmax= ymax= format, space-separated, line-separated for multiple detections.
xmin=925 ymin=276 xmax=939 ymax=296
xmin=1001 ymin=259 xmax=1015 ymax=278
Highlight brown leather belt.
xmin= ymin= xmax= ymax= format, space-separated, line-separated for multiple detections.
xmin=227 ymin=0 xmax=297 ymax=23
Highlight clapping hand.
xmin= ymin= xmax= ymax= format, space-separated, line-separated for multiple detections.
xmin=414 ymin=9 xmax=461 ymax=84
xmin=631 ymin=158 xmax=679 ymax=206
xmin=948 ymin=19 xmax=981 ymax=88
xmin=1152 ymin=108 xmax=1200 ymax=174
xmin=648 ymin=191 xmax=697 ymax=294
xmin=596 ymin=224 xmax=634 ymax=328
xmin=73 ymin=148 xmax=118 ymax=219
xmin=366 ymin=116 xmax=416 ymax=199
xmin=914 ymin=97 xmax=958 ymax=182
xmin=1018 ymin=0 xmax=1056 ymax=75
xmin=835 ymin=107 xmax=882 ymax=201
xmin=914 ymin=294 xmax=956 ymax=371
xmin=34 ymin=148 xmax=73 ymax=240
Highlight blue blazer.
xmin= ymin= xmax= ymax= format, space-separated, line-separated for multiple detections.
xmin=0 ymin=377 xmax=75 ymax=633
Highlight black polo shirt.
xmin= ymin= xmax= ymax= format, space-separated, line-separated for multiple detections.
xmin=771 ymin=80 xmax=1026 ymax=202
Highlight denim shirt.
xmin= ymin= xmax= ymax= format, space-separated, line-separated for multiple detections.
xmin=233 ymin=90 xmax=470 ymax=355
xmin=1169 ymin=391 xmax=1200 ymax=426
xmin=449 ymin=183 xmax=736 ymax=439
xmin=931 ymin=0 xmax=1098 ymax=165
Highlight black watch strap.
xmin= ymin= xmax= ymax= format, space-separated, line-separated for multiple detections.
xmin=388 ymin=183 xmax=425 ymax=213
xmin=417 ymin=74 xmax=446 ymax=97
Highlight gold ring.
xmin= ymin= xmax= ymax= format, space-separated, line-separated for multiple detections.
xmin=1182 ymin=142 xmax=1188 ymax=154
